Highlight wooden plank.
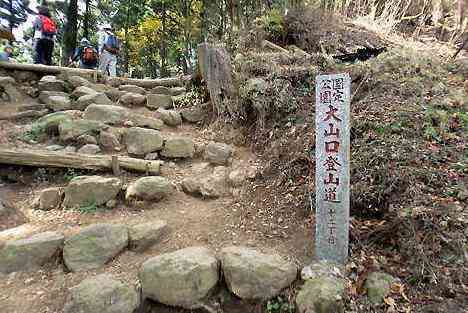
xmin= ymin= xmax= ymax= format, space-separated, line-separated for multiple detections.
xmin=0 ymin=149 xmax=161 ymax=174
xmin=108 ymin=76 xmax=188 ymax=88
xmin=0 ymin=62 xmax=97 ymax=79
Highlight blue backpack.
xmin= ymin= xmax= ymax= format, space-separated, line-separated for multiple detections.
xmin=105 ymin=34 xmax=118 ymax=49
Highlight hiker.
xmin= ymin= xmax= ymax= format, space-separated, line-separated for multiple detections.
xmin=32 ymin=5 xmax=57 ymax=65
xmin=71 ymin=38 xmax=98 ymax=69
xmin=98 ymin=24 xmax=119 ymax=77
xmin=0 ymin=45 xmax=13 ymax=62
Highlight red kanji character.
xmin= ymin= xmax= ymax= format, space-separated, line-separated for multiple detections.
xmin=325 ymin=123 xmax=340 ymax=137
xmin=324 ymin=173 xmax=339 ymax=185
xmin=333 ymin=78 xmax=344 ymax=90
xmin=325 ymin=141 xmax=340 ymax=153
xmin=324 ymin=155 xmax=341 ymax=171
xmin=320 ymin=90 xmax=332 ymax=103
xmin=324 ymin=105 xmax=341 ymax=122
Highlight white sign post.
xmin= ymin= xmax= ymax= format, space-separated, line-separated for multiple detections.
xmin=315 ymin=73 xmax=351 ymax=264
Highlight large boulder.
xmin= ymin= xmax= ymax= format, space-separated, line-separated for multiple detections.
xmin=63 ymin=176 xmax=121 ymax=208
xmin=38 ymin=91 xmax=69 ymax=103
xmin=296 ymin=277 xmax=345 ymax=313
xmin=64 ymin=274 xmax=139 ymax=313
xmin=63 ymin=223 xmax=128 ymax=272
xmin=72 ymin=86 xmax=98 ymax=98
xmin=119 ymin=92 xmax=146 ymax=106
xmin=58 ymin=119 xmax=104 ymax=142
xmin=128 ymin=220 xmax=168 ymax=252
xmin=0 ymin=231 xmax=64 ymax=273
xmin=99 ymin=130 xmax=121 ymax=151
xmin=220 ymin=246 xmax=298 ymax=300
xmin=146 ymin=94 xmax=173 ymax=109
xmin=125 ymin=127 xmax=163 ymax=156
xmin=129 ymin=114 xmax=164 ymax=130
xmin=364 ymin=272 xmax=397 ymax=304
xmin=119 ymin=84 xmax=146 ymax=95
xmin=38 ymin=75 xmax=66 ymax=92
xmin=158 ymin=108 xmax=182 ymax=126
xmin=170 ymin=87 xmax=186 ymax=96
xmin=39 ymin=187 xmax=63 ymax=210
xmin=77 ymin=144 xmax=101 ymax=154
xmin=76 ymin=93 xmax=113 ymax=110
xmin=105 ymin=88 xmax=125 ymax=102
xmin=44 ymin=95 xmax=72 ymax=112
xmin=84 ymin=104 xmax=129 ymax=125
xmin=161 ymin=137 xmax=194 ymax=158
xmin=139 ymin=247 xmax=219 ymax=308
xmin=181 ymin=105 xmax=206 ymax=123
xmin=0 ymin=76 xmax=21 ymax=103
xmin=126 ymin=177 xmax=172 ymax=201
xmin=205 ymin=141 xmax=234 ymax=165
xmin=182 ymin=166 xmax=228 ymax=198
xmin=150 ymin=86 xmax=171 ymax=95
xmin=35 ymin=112 xmax=73 ymax=133
xmin=66 ymin=75 xmax=91 ymax=88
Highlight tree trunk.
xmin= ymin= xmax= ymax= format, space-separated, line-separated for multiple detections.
xmin=8 ymin=0 xmax=13 ymax=32
xmin=83 ymin=0 xmax=91 ymax=39
xmin=160 ymin=6 xmax=168 ymax=77
xmin=62 ymin=0 xmax=79 ymax=66
xmin=0 ymin=149 xmax=162 ymax=174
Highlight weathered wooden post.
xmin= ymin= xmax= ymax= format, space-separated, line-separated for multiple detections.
xmin=315 ymin=73 xmax=351 ymax=264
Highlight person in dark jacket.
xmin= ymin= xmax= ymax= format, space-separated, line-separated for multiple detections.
xmin=32 ymin=6 xmax=56 ymax=65
xmin=71 ymin=38 xmax=98 ymax=69
xmin=0 ymin=45 xmax=13 ymax=62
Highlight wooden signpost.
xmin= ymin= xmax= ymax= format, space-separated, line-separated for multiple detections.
xmin=315 ymin=73 xmax=351 ymax=264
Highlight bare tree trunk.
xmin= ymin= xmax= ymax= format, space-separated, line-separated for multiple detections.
xmin=62 ymin=0 xmax=79 ymax=66
xmin=83 ymin=0 xmax=91 ymax=39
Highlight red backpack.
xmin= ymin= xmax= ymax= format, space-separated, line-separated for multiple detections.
xmin=40 ymin=15 xmax=57 ymax=36
xmin=82 ymin=46 xmax=97 ymax=65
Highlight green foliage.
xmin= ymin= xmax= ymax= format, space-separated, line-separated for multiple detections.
xmin=258 ymin=9 xmax=285 ymax=40
xmin=76 ymin=200 xmax=98 ymax=213
xmin=20 ymin=124 xmax=46 ymax=143
xmin=265 ymin=296 xmax=295 ymax=313
xmin=63 ymin=168 xmax=81 ymax=182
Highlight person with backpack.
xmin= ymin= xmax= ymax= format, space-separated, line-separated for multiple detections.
xmin=32 ymin=5 xmax=57 ymax=65
xmin=98 ymin=24 xmax=119 ymax=77
xmin=0 ymin=45 xmax=13 ymax=62
xmin=71 ymin=38 xmax=98 ymax=69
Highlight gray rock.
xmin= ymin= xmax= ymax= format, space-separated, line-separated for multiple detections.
xmin=43 ymin=95 xmax=72 ymax=112
xmin=38 ymin=91 xmax=69 ymax=103
xmin=105 ymin=88 xmax=125 ymax=102
xmin=158 ymin=108 xmax=182 ymax=126
xmin=0 ymin=76 xmax=16 ymax=85
xmin=39 ymin=187 xmax=63 ymax=210
xmin=128 ymin=220 xmax=168 ymax=252
xmin=150 ymin=86 xmax=171 ymax=95
xmin=129 ymin=114 xmax=164 ymax=130
xmin=301 ymin=261 xmax=343 ymax=281
xmin=63 ymin=176 xmax=121 ymax=208
xmin=125 ymin=127 xmax=163 ymax=156
xmin=182 ymin=166 xmax=228 ymax=198
xmin=64 ymin=146 xmax=77 ymax=153
xmin=63 ymin=223 xmax=128 ymax=272
xmin=0 ymin=231 xmax=64 ymax=273
xmin=63 ymin=274 xmax=139 ymax=313
xmin=205 ymin=141 xmax=234 ymax=165
xmin=228 ymin=169 xmax=246 ymax=187
xmin=58 ymin=119 xmax=104 ymax=142
xmin=106 ymin=199 xmax=117 ymax=209
xmin=170 ymin=87 xmax=186 ymax=96
xmin=76 ymin=93 xmax=113 ymax=110
xmin=139 ymin=246 xmax=219 ymax=308
xmin=181 ymin=106 xmax=206 ymax=123
xmin=72 ymin=86 xmax=98 ymax=98
xmin=77 ymin=144 xmax=101 ymax=155
xmin=119 ymin=84 xmax=146 ymax=95
xmin=38 ymin=75 xmax=66 ymax=92
xmin=296 ymin=276 xmax=345 ymax=313
xmin=46 ymin=144 xmax=65 ymax=151
xmin=88 ymin=83 xmax=110 ymax=93
xmin=119 ymin=92 xmax=146 ymax=106
xmin=99 ymin=130 xmax=121 ymax=151
xmin=77 ymin=134 xmax=98 ymax=145
xmin=146 ymin=94 xmax=173 ymax=109
xmin=84 ymin=104 xmax=129 ymax=125
xmin=364 ymin=272 xmax=397 ymax=304
xmin=161 ymin=137 xmax=194 ymax=158
xmin=66 ymin=76 xmax=91 ymax=89
xmin=126 ymin=177 xmax=172 ymax=201
xmin=220 ymin=246 xmax=297 ymax=300
xmin=35 ymin=112 xmax=73 ymax=133
xmin=144 ymin=152 xmax=159 ymax=160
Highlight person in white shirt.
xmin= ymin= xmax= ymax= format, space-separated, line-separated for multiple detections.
xmin=98 ymin=24 xmax=119 ymax=77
